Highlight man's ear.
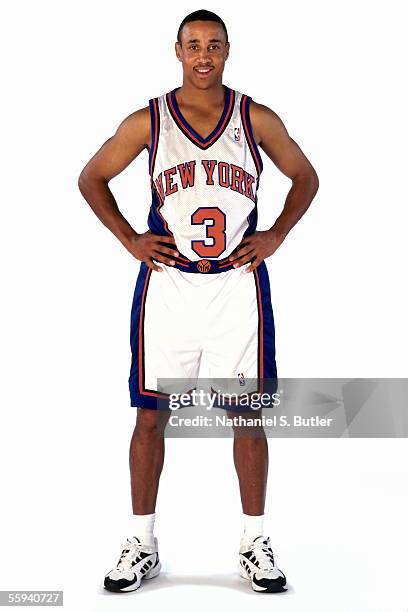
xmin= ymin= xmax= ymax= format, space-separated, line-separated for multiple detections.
xmin=175 ymin=41 xmax=182 ymax=62
xmin=225 ymin=42 xmax=230 ymax=61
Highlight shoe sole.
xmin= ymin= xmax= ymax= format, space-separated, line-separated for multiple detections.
xmin=239 ymin=564 xmax=287 ymax=593
xmin=104 ymin=561 xmax=161 ymax=593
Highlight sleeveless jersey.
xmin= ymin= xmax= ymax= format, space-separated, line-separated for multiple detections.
xmin=147 ymin=85 xmax=263 ymax=262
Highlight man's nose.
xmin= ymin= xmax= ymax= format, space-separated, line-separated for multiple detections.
xmin=198 ymin=48 xmax=210 ymax=62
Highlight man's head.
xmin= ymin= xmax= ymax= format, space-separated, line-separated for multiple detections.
xmin=175 ymin=10 xmax=229 ymax=89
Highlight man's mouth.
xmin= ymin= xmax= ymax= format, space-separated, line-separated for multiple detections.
xmin=194 ymin=66 xmax=214 ymax=75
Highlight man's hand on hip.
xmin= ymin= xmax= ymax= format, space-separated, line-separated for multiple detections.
xmin=126 ymin=231 xmax=179 ymax=272
xmin=228 ymin=230 xmax=285 ymax=273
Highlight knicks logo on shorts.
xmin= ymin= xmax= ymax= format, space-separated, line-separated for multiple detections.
xmin=197 ymin=259 xmax=212 ymax=273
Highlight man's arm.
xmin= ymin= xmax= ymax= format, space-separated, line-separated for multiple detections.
xmin=229 ymin=102 xmax=319 ymax=271
xmin=252 ymin=102 xmax=319 ymax=238
xmin=78 ymin=108 xmax=178 ymax=272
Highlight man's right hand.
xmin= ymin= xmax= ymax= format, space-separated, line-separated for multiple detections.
xmin=126 ymin=231 xmax=179 ymax=272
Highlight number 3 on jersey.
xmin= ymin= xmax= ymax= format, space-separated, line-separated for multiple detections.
xmin=191 ymin=207 xmax=226 ymax=258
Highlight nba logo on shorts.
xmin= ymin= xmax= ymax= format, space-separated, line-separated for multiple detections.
xmin=238 ymin=372 xmax=246 ymax=386
xmin=234 ymin=127 xmax=241 ymax=142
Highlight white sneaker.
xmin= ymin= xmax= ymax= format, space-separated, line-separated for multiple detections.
xmin=239 ymin=535 xmax=287 ymax=593
xmin=104 ymin=536 xmax=161 ymax=592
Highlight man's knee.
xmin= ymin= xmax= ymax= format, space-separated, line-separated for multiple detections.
xmin=226 ymin=410 xmax=266 ymax=439
xmin=134 ymin=408 xmax=170 ymax=437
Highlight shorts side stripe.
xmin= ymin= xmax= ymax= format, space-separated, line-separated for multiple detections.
xmin=254 ymin=262 xmax=277 ymax=382
xmin=129 ymin=264 xmax=172 ymax=408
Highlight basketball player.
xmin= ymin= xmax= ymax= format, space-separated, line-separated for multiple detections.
xmin=78 ymin=10 xmax=318 ymax=593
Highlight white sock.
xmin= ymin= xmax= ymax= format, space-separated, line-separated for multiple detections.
xmin=242 ymin=513 xmax=264 ymax=542
xmin=131 ymin=513 xmax=156 ymax=546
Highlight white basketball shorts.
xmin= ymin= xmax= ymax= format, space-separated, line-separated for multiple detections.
xmin=129 ymin=260 xmax=277 ymax=409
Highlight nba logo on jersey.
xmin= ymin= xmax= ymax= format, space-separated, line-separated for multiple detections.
xmin=238 ymin=372 xmax=246 ymax=386
xmin=234 ymin=126 xmax=241 ymax=142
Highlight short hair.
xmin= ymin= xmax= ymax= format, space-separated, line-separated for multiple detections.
xmin=177 ymin=9 xmax=228 ymax=44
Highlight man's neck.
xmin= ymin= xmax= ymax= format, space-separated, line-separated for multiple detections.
xmin=176 ymin=81 xmax=225 ymax=108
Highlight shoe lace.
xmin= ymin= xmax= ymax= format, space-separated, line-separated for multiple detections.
xmin=116 ymin=539 xmax=144 ymax=572
xmin=249 ymin=539 xmax=275 ymax=571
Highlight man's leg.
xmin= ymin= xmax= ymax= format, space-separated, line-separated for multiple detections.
xmin=228 ymin=410 xmax=287 ymax=592
xmin=129 ymin=408 xmax=170 ymax=514
xmin=228 ymin=412 xmax=268 ymax=516
xmin=104 ymin=408 xmax=169 ymax=593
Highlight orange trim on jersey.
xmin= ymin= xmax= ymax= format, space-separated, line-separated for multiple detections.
xmin=240 ymin=95 xmax=263 ymax=178
xmin=166 ymin=88 xmax=235 ymax=150
xmin=149 ymin=98 xmax=160 ymax=177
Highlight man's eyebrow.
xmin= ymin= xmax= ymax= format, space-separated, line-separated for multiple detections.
xmin=186 ymin=38 xmax=224 ymax=44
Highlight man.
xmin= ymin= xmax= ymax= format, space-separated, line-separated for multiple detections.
xmin=78 ymin=9 xmax=318 ymax=594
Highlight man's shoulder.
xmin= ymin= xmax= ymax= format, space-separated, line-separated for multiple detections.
xmin=120 ymin=105 xmax=150 ymax=131
xmin=124 ymin=105 xmax=151 ymax=125
xmin=113 ymin=105 xmax=151 ymax=148
xmin=244 ymin=99 xmax=281 ymax=145
xmin=249 ymin=100 xmax=278 ymax=122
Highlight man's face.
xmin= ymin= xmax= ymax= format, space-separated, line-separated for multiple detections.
xmin=175 ymin=21 xmax=229 ymax=89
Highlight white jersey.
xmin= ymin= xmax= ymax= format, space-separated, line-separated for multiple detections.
xmin=147 ymin=85 xmax=263 ymax=262
xmin=129 ymin=87 xmax=277 ymax=409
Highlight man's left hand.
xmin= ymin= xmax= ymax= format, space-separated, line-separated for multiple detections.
xmin=228 ymin=230 xmax=285 ymax=273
